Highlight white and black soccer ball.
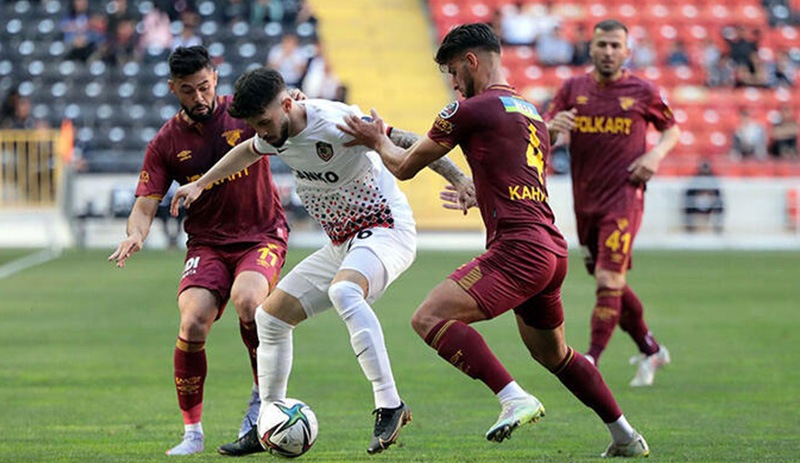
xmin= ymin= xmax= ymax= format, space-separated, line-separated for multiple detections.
xmin=257 ymin=398 xmax=318 ymax=458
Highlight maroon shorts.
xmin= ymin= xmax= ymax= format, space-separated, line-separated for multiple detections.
xmin=576 ymin=192 xmax=644 ymax=275
xmin=178 ymin=238 xmax=287 ymax=318
xmin=448 ymin=240 xmax=567 ymax=330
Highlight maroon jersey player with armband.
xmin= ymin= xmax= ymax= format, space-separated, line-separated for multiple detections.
xmin=340 ymin=23 xmax=651 ymax=458
xmin=108 ymin=46 xmax=288 ymax=456
xmin=544 ymin=19 xmax=680 ymax=387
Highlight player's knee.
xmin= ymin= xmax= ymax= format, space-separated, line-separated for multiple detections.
xmin=328 ymin=281 xmax=365 ymax=317
xmin=410 ymin=306 xmax=438 ymax=339
xmin=231 ymin=293 xmax=263 ymax=321
xmin=178 ymin=311 xmax=213 ymax=339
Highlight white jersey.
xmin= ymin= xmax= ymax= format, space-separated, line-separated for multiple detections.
xmin=252 ymin=99 xmax=415 ymax=245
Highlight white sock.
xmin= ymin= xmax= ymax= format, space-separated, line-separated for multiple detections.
xmin=496 ymin=381 xmax=529 ymax=405
xmin=607 ymin=415 xmax=636 ymax=444
xmin=329 ymin=280 xmax=400 ymax=409
xmin=184 ymin=422 xmax=203 ymax=436
xmin=255 ymin=307 xmax=294 ymax=404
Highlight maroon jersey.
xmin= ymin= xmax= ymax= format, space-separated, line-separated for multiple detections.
xmin=544 ymin=70 xmax=676 ymax=215
xmin=136 ymin=95 xmax=288 ymax=247
xmin=428 ymin=85 xmax=567 ymax=255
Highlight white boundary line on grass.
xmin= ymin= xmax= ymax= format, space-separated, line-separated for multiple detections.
xmin=0 ymin=246 xmax=63 ymax=280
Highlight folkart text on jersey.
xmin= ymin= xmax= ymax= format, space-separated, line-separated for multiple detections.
xmin=573 ymin=115 xmax=632 ymax=135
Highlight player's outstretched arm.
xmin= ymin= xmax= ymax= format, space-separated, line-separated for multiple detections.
xmin=628 ymin=124 xmax=681 ymax=184
xmin=170 ymin=140 xmax=262 ymax=215
xmin=393 ymin=126 xmax=469 ymax=185
xmin=108 ymin=196 xmax=159 ymax=268
xmin=339 ymin=109 xmax=449 ymax=180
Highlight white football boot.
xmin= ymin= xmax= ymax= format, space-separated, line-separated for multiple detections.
xmin=629 ymin=346 xmax=671 ymax=387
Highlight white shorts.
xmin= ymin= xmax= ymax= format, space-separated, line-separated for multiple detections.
xmin=277 ymin=226 xmax=417 ymax=318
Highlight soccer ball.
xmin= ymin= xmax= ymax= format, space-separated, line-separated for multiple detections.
xmin=257 ymin=398 xmax=318 ymax=458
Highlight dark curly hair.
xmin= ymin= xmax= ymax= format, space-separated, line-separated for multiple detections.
xmin=435 ymin=23 xmax=501 ymax=67
xmin=228 ymin=67 xmax=286 ymax=120
xmin=168 ymin=46 xmax=214 ymax=78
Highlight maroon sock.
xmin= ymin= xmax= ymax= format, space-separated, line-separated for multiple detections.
xmin=553 ymin=347 xmax=622 ymax=423
xmin=587 ymin=287 xmax=623 ymax=364
xmin=239 ymin=319 xmax=260 ymax=384
xmin=425 ymin=319 xmax=513 ymax=394
xmin=174 ymin=337 xmax=207 ymax=425
xmin=619 ymin=286 xmax=659 ymax=356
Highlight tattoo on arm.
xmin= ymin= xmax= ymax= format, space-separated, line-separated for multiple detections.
xmin=388 ymin=128 xmax=467 ymax=185
xmin=388 ymin=128 xmax=420 ymax=149
xmin=428 ymin=156 xmax=468 ymax=186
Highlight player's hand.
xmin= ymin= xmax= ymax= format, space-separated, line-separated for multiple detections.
xmin=108 ymin=234 xmax=143 ymax=268
xmin=628 ymin=151 xmax=661 ymax=184
xmin=337 ymin=109 xmax=387 ymax=150
xmin=170 ymin=181 xmax=204 ymax=216
xmin=547 ymin=108 xmax=578 ymax=134
xmin=289 ymin=88 xmax=307 ymax=101
xmin=440 ymin=182 xmax=476 ymax=215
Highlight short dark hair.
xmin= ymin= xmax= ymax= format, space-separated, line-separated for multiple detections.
xmin=228 ymin=67 xmax=286 ymax=120
xmin=434 ymin=23 xmax=501 ymax=66
xmin=168 ymin=46 xmax=214 ymax=78
xmin=594 ymin=19 xmax=628 ymax=36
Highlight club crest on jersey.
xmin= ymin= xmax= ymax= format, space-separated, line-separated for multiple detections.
xmin=438 ymin=101 xmax=459 ymax=119
xmin=619 ymin=97 xmax=635 ymax=110
xmin=222 ymin=129 xmax=243 ymax=146
xmin=316 ymin=141 xmax=334 ymax=162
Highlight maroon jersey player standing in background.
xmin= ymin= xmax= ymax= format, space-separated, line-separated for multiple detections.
xmin=109 ymin=46 xmax=289 ymax=456
xmin=545 ymin=19 xmax=680 ymax=387
xmin=341 ymin=23 xmax=650 ymax=458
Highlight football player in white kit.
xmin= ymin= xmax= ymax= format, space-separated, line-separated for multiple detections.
xmin=171 ymin=68 xmax=474 ymax=456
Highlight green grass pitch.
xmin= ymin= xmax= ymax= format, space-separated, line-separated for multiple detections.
xmin=0 ymin=248 xmax=798 ymax=462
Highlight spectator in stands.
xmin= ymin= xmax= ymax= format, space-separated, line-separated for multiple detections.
xmin=499 ymin=1 xmax=538 ymax=46
xmin=97 ymin=16 xmax=140 ymax=66
xmin=706 ymin=51 xmax=737 ymax=87
xmin=725 ymin=26 xmax=766 ymax=87
xmin=665 ymin=39 xmax=691 ymax=67
xmin=301 ymin=47 xmax=346 ymax=102
xmin=683 ymin=160 xmax=724 ymax=234
xmin=139 ymin=4 xmax=173 ymax=61
xmin=769 ymin=50 xmax=796 ymax=87
xmin=734 ymin=50 xmax=769 ymax=87
xmin=629 ymin=33 xmax=657 ymax=69
xmin=769 ymin=105 xmax=799 ymax=159
xmin=105 ymin=0 xmax=136 ymax=36
xmin=266 ymin=33 xmax=308 ymax=88
xmin=60 ymin=0 xmax=105 ymax=62
xmin=172 ymin=11 xmax=202 ymax=50
xmin=222 ymin=0 xmax=250 ymax=25
xmin=0 ymin=87 xmax=47 ymax=130
xmin=732 ymin=109 xmax=769 ymax=159
xmin=536 ymin=24 xmax=574 ymax=66
xmin=571 ymin=24 xmax=591 ymax=66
